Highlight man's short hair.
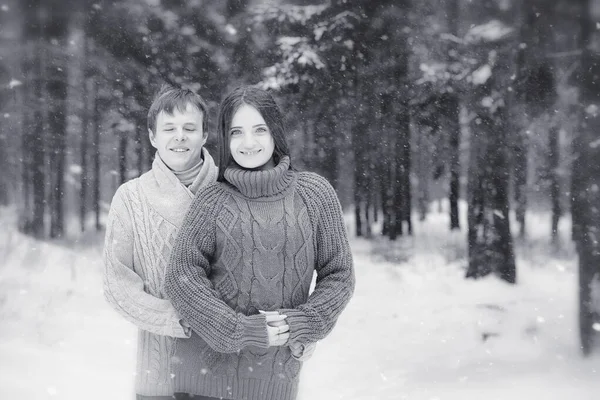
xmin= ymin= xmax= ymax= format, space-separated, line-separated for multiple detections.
xmin=147 ymin=84 xmax=209 ymax=135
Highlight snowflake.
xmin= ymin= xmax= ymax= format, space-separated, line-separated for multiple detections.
xmin=8 ymin=79 xmax=22 ymax=89
xmin=472 ymin=65 xmax=491 ymax=85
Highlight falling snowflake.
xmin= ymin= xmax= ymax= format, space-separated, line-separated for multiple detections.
xmin=8 ymin=79 xmax=22 ymax=89
xmin=585 ymin=104 xmax=598 ymax=117
xmin=225 ymin=24 xmax=237 ymax=36
xmin=472 ymin=65 xmax=492 ymax=85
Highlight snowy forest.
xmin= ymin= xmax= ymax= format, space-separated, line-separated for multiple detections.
xmin=1 ymin=0 xmax=599 ymax=399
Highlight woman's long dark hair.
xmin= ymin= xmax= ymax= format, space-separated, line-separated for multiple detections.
xmin=217 ymin=86 xmax=291 ymax=181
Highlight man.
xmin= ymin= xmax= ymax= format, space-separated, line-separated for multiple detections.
xmin=103 ymin=85 xmax=218 ymax=399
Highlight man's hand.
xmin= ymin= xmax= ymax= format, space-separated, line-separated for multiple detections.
xmin=290 ymin=341 xmax=317 ymax=361
xmin=179 ymin=319 xmax=192 ymax=337
xmin=260 ymin=310 xmax=289 ymax=346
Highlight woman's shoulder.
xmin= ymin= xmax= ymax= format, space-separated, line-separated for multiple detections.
xmin=296 ymin=171 xmax=336 ymax=196
xmin=192 ymin=181 xmax=233 ymax=208
xmin=295 ymin=171 xmax=342 ymax=216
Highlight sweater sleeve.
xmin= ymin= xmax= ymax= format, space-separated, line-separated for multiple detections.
xmin=163 ymin=185 xmax=270 ymax=353
xmin=103 ymin=185 xmax=190 ymax=338
xmin=280 ymin=173 xmax=355 ymax=343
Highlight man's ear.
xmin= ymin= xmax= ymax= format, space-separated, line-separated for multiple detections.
xmin=148 ymin=129 xmax=157 ymax=148
xmin=202 ymin=131 xmax=208 ymax=146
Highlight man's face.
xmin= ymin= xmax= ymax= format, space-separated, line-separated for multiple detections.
xmin=149 ymin=103 xmax=206 ymax=171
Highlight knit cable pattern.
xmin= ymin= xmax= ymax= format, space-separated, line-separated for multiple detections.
xmin=279 ymin=172 xmax=356 ymax=344
xmin=163 ymin=184 xmax=270 ymax=354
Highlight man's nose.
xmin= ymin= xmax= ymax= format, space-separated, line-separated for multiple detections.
xmin=175 ymin=128 xmax=186 ymax=140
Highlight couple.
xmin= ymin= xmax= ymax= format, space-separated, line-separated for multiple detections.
xmin=103 ymin=84 xmax=355 ymax=400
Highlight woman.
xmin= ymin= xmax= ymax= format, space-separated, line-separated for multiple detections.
xmin=164 ymin=86 xmax=355 ymax=400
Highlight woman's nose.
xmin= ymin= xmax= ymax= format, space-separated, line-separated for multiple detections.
xmin=242 ymin=131 xmax=254 ymax=147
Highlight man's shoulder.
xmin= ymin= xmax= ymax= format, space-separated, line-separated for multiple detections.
xmin=115 ymin=176 xmax=142 ymax=197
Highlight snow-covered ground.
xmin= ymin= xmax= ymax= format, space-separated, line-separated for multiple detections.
xmin=0 ymin=203 xmax=598 ymax=400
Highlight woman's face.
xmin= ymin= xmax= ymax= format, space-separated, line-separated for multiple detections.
xmin=229 ymin=104 xmax=275 ymax=170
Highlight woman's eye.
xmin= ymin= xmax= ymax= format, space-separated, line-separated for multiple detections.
xmin=230 ymin=129 xmax=242 ymax=136
xmin=256 ymin=127 xmax=268 ymax=134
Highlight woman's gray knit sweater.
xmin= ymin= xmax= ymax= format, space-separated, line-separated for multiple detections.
xmin=164 ymin=156 xmax=355 ymax=400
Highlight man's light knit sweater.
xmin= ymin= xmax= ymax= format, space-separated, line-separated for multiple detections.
xmin=164 ymin=156 xmax=355 ymax=400
xmin=103 ymin=149 xmax=218 ymax=396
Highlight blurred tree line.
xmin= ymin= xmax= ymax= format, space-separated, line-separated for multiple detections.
xmin=0 ymin=0 xmax=599 ymax=353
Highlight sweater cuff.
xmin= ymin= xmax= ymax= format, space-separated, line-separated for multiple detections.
xmin=241 ymin=314 xmax=270 ymax=348
xmin=280 ymin=308 xmax=312 ymax=342
xmin=170 ymin=313 xmax=192 ymax=338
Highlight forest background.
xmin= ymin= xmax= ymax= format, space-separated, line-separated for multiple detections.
xmin=1 ymin=0 xmax=600 ymax=355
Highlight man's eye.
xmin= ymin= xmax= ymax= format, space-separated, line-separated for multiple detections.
xmin=164 ymin=128 xmax=175 ymax=132
xmin=185 ymin=127 xmax=195 ymax=132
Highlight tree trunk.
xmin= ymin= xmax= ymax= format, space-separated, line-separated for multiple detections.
xmin=549 ymin=126 xmax=561 ymax=241
xmin=0 ymin=0 xmax=18 ymax=205
xmin=465 ymin=7 xmax=517 ymax=283
xmin=573 ymin=0 xmax=600 ymax=356
xmin=80 ymin=74 xmax=90 ymax=233
xmin=352 ymin=129 xmax=365 ymax=237
xmin=320 ymin=115 xmax=339 ymax=191
xmin=445 ymin=0 xmax=461 ymax=231
xmin=416 ymin=124 xmax=430 ymax=222
xmin=92 ymin=78 xmax=102 ymax=231
xmin=397 ymin=97 xmax=412 ymax=236
xmin=118 ymin=133 xmax=128 ymax=185
xmin=466 ymin=111 xmax=516 ymax=283
xmin=513 ymin=135 xmax=528 ymax=237
xmin=46 ymin=5 xmax=70 ymax=239
xmin=364 ymin=171 xmax=372 ymax=238
xmin=514 ymin=0 xmax=557 ymax=238
xmin=19 ymin=0 xmax=46 ymax=238
xmin=136 ymin=121 xmax=144 ymax=177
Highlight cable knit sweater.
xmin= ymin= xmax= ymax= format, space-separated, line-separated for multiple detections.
xmin=103 ymin=149 xmax=218 ymax=396
xmin=164 ymin=156 xmax=355 ymax=400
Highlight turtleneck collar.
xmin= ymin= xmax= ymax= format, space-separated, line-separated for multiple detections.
xmin=224 ymin=156 xmax=295 ymax=199
xmin=153 ymin=148 xmax=218 ymax=197
xmin=172 ymin=157 xmax=204 ymax=186
xmin=144 ymin=148 xmax=218 ymax=227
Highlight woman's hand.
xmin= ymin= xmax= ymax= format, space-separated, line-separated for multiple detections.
xmin=290 ymin=341 xmax=316 ymax=361
xmin=260 ymin=310 xmax=289 ymax=346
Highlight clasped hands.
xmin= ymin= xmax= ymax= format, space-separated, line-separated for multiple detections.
xmin=259 ymin=310 xmax=316 ymax=361
xmin=259 ymin=310 xmax=289 ymax=346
